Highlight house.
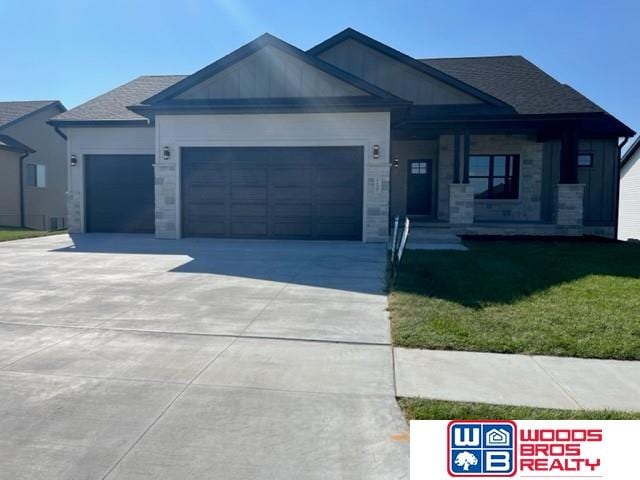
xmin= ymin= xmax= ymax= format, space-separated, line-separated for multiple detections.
xmin=619 ymin=136 xmax=640 ymax=241
xmin=48 ymin=29 xmax=634 ymax=242
xmin=0 ymin=135 xmax=35 ymax=227
xmin=0 ymin=101 xmax=68 ymax=230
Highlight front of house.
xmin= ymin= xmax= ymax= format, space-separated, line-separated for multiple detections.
xmin=49 ymin=29 xmax=634 ymax=242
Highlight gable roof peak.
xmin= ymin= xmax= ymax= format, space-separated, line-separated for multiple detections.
xmin=139 ymin=31 xmax=406 ymax=106
xmin=308 ymin=28 xmax=509 ymax=107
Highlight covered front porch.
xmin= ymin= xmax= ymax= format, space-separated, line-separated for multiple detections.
xmin=389 ymin=117 xmax=620 ymax=238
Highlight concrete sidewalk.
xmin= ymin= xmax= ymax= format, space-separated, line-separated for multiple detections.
xmin=394 ymin=348 xmax=640 ymax=411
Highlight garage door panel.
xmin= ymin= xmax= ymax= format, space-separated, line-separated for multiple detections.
xmin=232 ymin=168 xmax=268 ymax=185
xmin=231 ymin=204 xmax=268 ymax=216
xmin=314 ymin=168 xmax=360 ymax=186
xmin=271 ymin=168 xmax=311 ymax=186
xmin=181 ymin=147 xmax=362 ymax=240
xmin=85 ymin=155 xmax=154 ymax=233
xmin=187 ymin=203 xmax=226 ymax=216
xmin=314 ymin=187 xmax=360 ymax=203
xmin=187 ymin=185 xmax=228 ymax=203
xmin=188 ymin=217 xmax=228 ymax=236
xmin=272 ymin=222 xmax=312 ymax=237
xmin=271 ymin=204 xmax=312 ymax=217
xmin=231 ymin=187 xmax=267 ymax=202
xmin=271 ymin=187 xmax=312 ymax=203
xmin=231 ymin=222 xmax=268 ymax=236
xmin=314 ymin=203 xmax=360 ymax=217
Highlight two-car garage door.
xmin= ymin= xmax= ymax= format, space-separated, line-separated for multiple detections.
xmin=182 ymin=147 xmax=364 ymax=240
xmin=85 ymin=147 xmax=364 ymax=240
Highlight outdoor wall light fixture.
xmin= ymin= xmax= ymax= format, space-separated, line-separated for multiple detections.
xmin=163 ymin=146 xmax=170 ymax=160
xmin=70 ymin=154 xmax=77 ymax=167
xmin=391 ymin=157 xmax=399 ymax=168
xmin=373 ymin=144 xmax=380 ymax=159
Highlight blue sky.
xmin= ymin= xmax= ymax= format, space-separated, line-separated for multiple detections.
xmin=2 ymin=0 xmax=638 ymax=139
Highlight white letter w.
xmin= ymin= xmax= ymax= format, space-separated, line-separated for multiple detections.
xmin=454 ymin=427 xmax=480 ymax=447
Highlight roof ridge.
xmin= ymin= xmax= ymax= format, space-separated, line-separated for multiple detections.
xmin=0 ymin=99 xmax=59 ymax=104
xmin=136 ymin=74 xmax=188 ymax=78
xmin=421 ymin=55 xmax=523 ymax=61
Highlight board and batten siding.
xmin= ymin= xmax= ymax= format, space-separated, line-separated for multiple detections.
xmin=541 ymin=138 xmax=618 ymax=226
xmin=177 ymin=46 xmax=368 ymax=100
xmin=316 ymin=38 xmax=481 ymax=105
xmin=620 ymin=148 xmax=640 ymax=241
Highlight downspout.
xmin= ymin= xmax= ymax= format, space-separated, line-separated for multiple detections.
xmin=18 ymin=150 xmax=31 ymax=228
xmin=615 ymin=137 xmax=629 ymax=240
xmin=52 ymin=125 xmax=67 ymax=141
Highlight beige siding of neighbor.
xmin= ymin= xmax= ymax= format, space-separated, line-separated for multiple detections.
xmin=177 ymin=46 xmax=369 ymax=100
xmin=0 ymin=150 xmax=22 ymax=227
xmin=620 ymin=148 xmax=640 ymax=241
xmin=317 ymin=38 xmax=481 ymax=105
xmin=1 ymin=104 xmax=67 ymax=230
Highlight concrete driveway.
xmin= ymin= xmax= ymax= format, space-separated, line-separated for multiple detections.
xmin=0 ymin=234 xmax=408 ymax=479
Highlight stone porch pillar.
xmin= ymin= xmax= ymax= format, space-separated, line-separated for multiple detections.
xmin=552 ymin=183 xmax=585 ymax=226
xmin=154 ymin=162 xmax=178 ymax=239
xmin=448 ymin=183 xmax=474 ymax=224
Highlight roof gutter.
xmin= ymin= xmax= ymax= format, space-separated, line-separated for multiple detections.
xmin=614 ymin=136 xmax=630 ymax=241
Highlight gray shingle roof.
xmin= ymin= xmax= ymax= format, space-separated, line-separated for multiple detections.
xmin=51 ymin=76 xmax=186 ymax=123
xmin=421 ymin=55 xmax=604 ymax=115
xmin=0 ymin=134 xmax=34 ymax=154
xmin=50 ymin=57 xmax=612 ymax=123
xmin=0 ymin=100 xmax=62 ymax=128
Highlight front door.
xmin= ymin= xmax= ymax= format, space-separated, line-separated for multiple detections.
xmin=406 ymin=159 xmax=433 ymax=216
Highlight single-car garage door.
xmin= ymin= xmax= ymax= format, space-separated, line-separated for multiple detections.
xmin=85 ymin=155 xmax=155 ymax=233
xmin=181 ymin=147 xmax=363 ymax=240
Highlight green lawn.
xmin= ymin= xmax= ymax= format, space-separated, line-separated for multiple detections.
xmin=0 ymin=227 xmax=66 ymax=242
xmin=390 ymin=239 xmax=640 ymax=360
xmin=399 ymin=398 xmax=640 ymax=420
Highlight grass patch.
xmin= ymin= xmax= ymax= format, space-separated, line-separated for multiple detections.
xmin=390 ymin=239 xmax=640 ymax=360
xmin=0 ymin=227 xmax=66 ymax=242
xmin=399 ymin=398 xmax=640 ymax=420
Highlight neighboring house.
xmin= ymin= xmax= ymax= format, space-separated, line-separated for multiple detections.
xmin=0 ymin=101 xmax=68 ymax=230
xmin=619 ymin=136 xmax=640 ymax=241
xmin=0 ymin=135 xmax=35 ymax=227
xmin=48 ymin=28 xmax=634 ymax=242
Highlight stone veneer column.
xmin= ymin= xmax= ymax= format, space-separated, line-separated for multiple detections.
xmin=448 ymin=183 xmax=474 ymax=224
xmin=365 ymin=162 xmax=390 ymax=242
xmin=154 ymin=162 xmax=178 ymax=239
xmin=66 ymin=191 xmax=82 ymax=233
xmin=552 ymin=184 xmax=585 ymax=226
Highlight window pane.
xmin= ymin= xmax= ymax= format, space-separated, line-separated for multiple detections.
xmin=469 ymin=156 xmax=490 ymax=176
xmin=36 ymin=165 xmax=46 ymax=187
xmin=492 ymin=177 xmax=506 ymax=197
xmin=26 ymin=164 xmax=36 ymax=187
xmin=578 ymin=154 xmax=592 ymax=167
xmin=493 ymin=156 xmax=507 ymax=176
xmin=411 ymin=161 xmax=427 ymax=174
xmin=470 ymin=178 xmax=490 ymax=199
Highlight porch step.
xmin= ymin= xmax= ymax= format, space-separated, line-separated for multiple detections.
xmin=409 ymin=228 xmax=462 ymax=244
xmin=405 ymin=227 xmax=467 ymax=251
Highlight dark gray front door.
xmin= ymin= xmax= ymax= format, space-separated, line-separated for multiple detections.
xmin=181 ymin=147 xmax=363 ymax=240
xmin=85 ymin=155 xmax=155 ymax=233
xmin=406 ymin=159 xmax=433 ymax=216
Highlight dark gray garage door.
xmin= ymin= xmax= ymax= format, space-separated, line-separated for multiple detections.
xmin=85 ymin=155 xmax=155 ymax=233
xmin=181 ymin=147 xmax=363 ymax=240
